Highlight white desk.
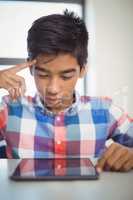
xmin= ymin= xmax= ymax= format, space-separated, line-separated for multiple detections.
xmin=0 ymin=159 xmax=133 ymax=200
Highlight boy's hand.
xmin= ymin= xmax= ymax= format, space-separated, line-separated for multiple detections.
xmin=0 ymin=60 xmax=36 ymax=100
xmin=96 ymin=142 xmax=133 ymax=172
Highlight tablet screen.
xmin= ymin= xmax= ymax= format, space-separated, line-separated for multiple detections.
xmin=10 ymin=158 xmax=99 ymax=180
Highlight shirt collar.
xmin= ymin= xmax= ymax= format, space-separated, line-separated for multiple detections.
xmin=34 ymin=90 xmax=81 ymax=116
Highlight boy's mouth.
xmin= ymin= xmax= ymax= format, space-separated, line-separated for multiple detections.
xmin=45 ymin=96 xmax=62 ymax=106
xmin=44 ymin=93 xmax=74 ymax=109
xmin=45 ymin=97 xmax=58 ymax=101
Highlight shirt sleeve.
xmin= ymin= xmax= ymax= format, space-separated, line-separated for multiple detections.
xmin=108 ymin=101 xmax=133 ymax=147
xmin=0 ymin=99 xmax=8 ymax=158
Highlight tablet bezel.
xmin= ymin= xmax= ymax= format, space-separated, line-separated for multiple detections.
xmin=10 ymin=158 xmax=99 ymax=181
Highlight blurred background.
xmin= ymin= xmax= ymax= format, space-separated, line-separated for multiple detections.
xmin=0 ymin=0 xmax=132 ymax=115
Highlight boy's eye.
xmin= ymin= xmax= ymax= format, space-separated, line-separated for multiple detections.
xmin=37 ymin=75 xmax=50 ymax=79
xmin=61 ymin=72 xmax=75 ymax=80
xmin=61 ymin=76 xmax=73 ymax=80
xmin=35 ymin=71 xmax=49 ymax=78
xmin=38 ymin=74 xmax=49 ymax=77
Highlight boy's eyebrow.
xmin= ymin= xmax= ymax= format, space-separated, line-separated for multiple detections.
xmin=60 ymin=69 xmax=77 ymax=74
xmin=34 ymin=67 xmax=50 ymax=73
xmin=34 ymin=66 xmax=77 ymax=74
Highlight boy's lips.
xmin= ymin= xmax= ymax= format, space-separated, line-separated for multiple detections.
xmin=45 ymin=97 xmax=59 ymax=101
xmin=45 ymin=97 xmax=62 ymax=105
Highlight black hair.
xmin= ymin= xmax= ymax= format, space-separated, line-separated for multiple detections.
xmin=27 ymin=9 xmax=88 ymax=68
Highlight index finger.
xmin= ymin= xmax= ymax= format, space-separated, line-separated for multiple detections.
xmin=97 ymin=143 xmax=117 ymax=170
xmin=9 ymin=60 xmax=36 ymax=73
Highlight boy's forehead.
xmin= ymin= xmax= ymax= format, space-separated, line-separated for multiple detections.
xmin=37 ymin=53 xmax=56 ymax=64
xmin=36 ymin=53 xmax=79 ymax=72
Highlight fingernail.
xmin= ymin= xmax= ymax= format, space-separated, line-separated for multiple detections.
xmin=96 ymin=167 xmax=102 ymax=173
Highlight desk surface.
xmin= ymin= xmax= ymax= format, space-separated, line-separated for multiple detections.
xmin=0 ymin=159 xmax=133 ymax=200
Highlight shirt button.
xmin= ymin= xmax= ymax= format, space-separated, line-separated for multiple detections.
xmin=57 ymin=164 xmax=62 ymax=169
xmin=56 ymin=116 xmax=61 ymax=121
xmin=57 ymin=140 xmax=61 ymax=145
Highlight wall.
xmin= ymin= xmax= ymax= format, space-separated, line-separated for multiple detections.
xmin=85 ymin=0 xmax=133 ymax=115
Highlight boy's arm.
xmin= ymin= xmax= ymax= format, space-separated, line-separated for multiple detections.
xmin=97 ymin=101 xmax=133 ymax=172
xmin=0 ymin=103 xmax=8 ymax=158
xmin=0 ymin=138 xmax=6 ymax=158
xmin=0 ymin=60 xmax=35 ymax=158
xmin=108 ymin=102 xmax=133 ymax=146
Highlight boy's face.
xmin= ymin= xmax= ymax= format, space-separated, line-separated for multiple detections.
xmin=33 ymin=53 xmax=85 ymax=113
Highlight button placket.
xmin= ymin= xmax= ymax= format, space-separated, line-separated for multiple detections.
xmin=54 ymin=114 xmax=66 ymax=156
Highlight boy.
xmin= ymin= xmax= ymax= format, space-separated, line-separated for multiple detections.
xmin=0 ymin=10 xmax=133 ymax=172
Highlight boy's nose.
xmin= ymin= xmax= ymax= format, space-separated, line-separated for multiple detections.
xmin=46 ymin=78 xmax=60 ymax=95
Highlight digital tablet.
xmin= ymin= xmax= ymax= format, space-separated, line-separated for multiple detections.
xmin=10 ymin=158 xmax=99 ymax=181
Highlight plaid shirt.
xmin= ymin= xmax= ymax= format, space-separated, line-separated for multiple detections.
xmin=0 ymin=91 xmax=133 ymax=158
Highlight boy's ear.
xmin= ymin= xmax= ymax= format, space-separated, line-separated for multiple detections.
xmin=79 ymin=65 xmax=88 ymax=78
